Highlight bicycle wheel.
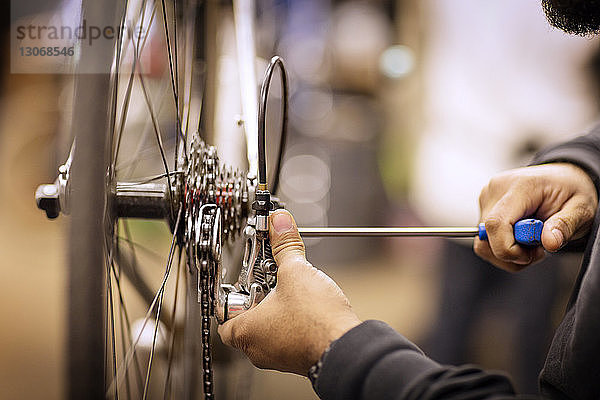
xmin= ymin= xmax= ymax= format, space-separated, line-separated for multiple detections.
xmin=64 ymin=0 xmax=210 ymax=397
xmin=34 ymin=0 xmax=276 ymax=399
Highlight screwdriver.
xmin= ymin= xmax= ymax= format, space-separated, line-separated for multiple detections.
xmin=298 ymin=218 xmax=544 ymax=246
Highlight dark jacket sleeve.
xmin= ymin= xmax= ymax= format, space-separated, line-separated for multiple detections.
xmin=314 ymin=320 xmax=516 ymax=400
xmin=529 ymin=125 xmax=600 ymax=400
xmin=531 ymin=125 xmax=600 ymax=196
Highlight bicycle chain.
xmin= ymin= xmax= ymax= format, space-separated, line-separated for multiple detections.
xmin=184 ymin=136 xmax=247 ymax=399
xmin=198 ymin=209 xmax=215 ymax=399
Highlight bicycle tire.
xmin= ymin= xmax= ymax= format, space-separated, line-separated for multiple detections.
xmin=67 ymin=1 xmax=121 ymax=398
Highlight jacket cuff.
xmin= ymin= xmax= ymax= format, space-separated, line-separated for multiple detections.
xmin=314 ymin=320 xmax=440 ymax=400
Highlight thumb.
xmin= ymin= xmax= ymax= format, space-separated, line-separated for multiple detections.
xmin=269 ymin=210 xmax=306 ymax=266
xmin=541 ymin=195 xmax=595 ymax=252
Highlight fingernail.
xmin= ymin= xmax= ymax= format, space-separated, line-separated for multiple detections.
xmin=272 ymin=212 xmax=293 ymax=233
xmin=552 ymin=228 xmax=564 ymax=247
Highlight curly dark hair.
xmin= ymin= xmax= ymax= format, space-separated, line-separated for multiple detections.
xmin=542 ymin=0 xmax=600 ymax=35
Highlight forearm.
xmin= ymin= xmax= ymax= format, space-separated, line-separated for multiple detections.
xmin=313 ymin=320 xmax=516 ymax=400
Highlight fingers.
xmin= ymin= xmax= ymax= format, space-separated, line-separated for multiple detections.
xmin=477 ymin=179 xmax=547 ymax=269
xmin=474 ymin=237 xmax=545 ymax=272
xmin=481 ymin=188 xmax=540 ymax=264
xmin=218 ymin=311 xmax=250 ymax=352
xmin=218 ymin=312 xmax=269 ymax=369
xmin=220 ymin=209 xmax=308 ymax=357
xmin=217 ymin=319 xmax=235 ymax=347
xmin=542 ymin=195 xmax=596 ymax=252
xmin=269 ymin=210 xmax=306 ymax=266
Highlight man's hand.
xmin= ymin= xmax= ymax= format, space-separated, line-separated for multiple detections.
xmin=218 ymin=210 xmax=361 ymax=375
xmin=474 ymin=163 xmax=598 ymax=272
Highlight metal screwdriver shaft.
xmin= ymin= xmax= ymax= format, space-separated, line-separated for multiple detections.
xmin=298 ymin=219 xmax=545 ymax=246
xmin=298 ymin=227 xmax=479 ymax=238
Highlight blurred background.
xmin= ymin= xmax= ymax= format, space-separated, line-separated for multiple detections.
xmin=2 ymin=0 xmax=599 ymax=398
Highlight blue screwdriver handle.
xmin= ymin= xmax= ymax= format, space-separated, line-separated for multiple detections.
xmin=478 ymin=218 xmax=543 ymax=246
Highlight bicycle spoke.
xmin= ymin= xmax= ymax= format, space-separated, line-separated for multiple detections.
xmin=115 ymin=258 xmax=133 ymax=400
xmin=113 ymin=0 xmax=145 ymax=165
xmin=114 ymin=226 xmax=179 ymax=338
xmin=181 ymin=58 xmax=196 ymax=145
xmin=172 ymin=0 xmax=180 ymax=109
xmin=106 ymin=247 xmax=119 ymax=400
xmin=114 ymin=276 xmax=145 ymax=397
xmin=173 ymin=0 xmax=183 ymax=172
xmin=116 ymin=235 xmax=164 ymax=272
xmin=180 ymin=9 xmax=200 ymax=148
xmin=113 ymin=0 xmax=158 ymax=172
xmin=117 ymin=0 xmax=148 ymax=70
xmin=142 ymin=287 xmax=166 ymax=400
xmin=142 ymin=216 xmax=181 ymax=399
xmin=133 ymin=51 xmax=175 ymax=218
xmin=115 ymin=241 xmax=167 ymax=325
xmin=117 ymin=170 xmax=184 ymax=186
xmin=108 ymin=1 xmax=127 ymax=181
xmin=160 ymin=0 xmax=184 ymax=148
xmin=115 ymin=105 xmax=174 ymax=176
xmin=163 ymin=249 xmax=183 ymax=400
xmin=107 ymin=206 xmax=182 ymax=396
xmin=111 ymin=228 xmax=145 ymax=396
xmin=122 ymin=219 xmax=141 ymax=277
xmin=142 ymin=270 xmax=169 ymax=399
